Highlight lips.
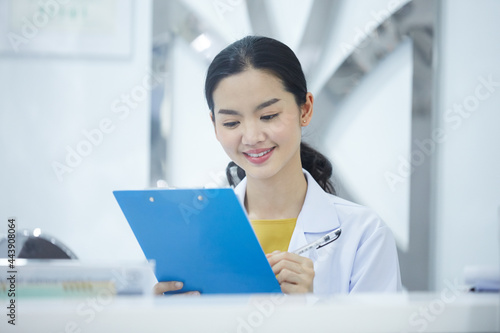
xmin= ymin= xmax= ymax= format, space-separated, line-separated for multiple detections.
xmin=245 ymin=148 xmax=273 ymax=157
xmin=243 ymin=147 xmax=275 ymax=164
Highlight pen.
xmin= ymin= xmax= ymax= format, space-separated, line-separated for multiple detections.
xmin=291 ymin=227 xmax=341 ymax=255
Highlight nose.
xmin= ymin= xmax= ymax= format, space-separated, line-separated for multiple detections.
xmin=241 ymin=121 xmax=265 ymax=146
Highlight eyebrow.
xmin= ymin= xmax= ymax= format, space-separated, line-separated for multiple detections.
xmin=217 ymin=98 xmax=281 ymax=115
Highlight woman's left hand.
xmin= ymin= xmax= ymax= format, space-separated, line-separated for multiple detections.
xmin=266 ymin=251 xmax=315 ymax=293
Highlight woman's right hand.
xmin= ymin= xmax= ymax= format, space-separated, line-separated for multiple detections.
xmin=153 ymin=281 xmax=200 ymax=296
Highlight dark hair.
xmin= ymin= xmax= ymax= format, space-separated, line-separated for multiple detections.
xmin=206 ymin=36 xmax=335 ymax=195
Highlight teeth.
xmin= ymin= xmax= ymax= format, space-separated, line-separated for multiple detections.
xmin=247 ymin=148 xmax=272 ymax=158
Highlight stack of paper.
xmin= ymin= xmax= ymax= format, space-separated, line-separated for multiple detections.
xmin=0 ymin=259 xmax=155 ymax=298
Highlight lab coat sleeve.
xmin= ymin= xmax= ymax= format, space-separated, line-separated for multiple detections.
xmin=349 ymin=225 xmax=402 ymax=292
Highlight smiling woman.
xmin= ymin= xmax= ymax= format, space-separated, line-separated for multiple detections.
xmin=154 ymin=35 xmax=402 ymax=295
xmin=211 ymin=69 xmax=307 ymax=187
xmin=206 ymin=36 xmax=335 ymax=195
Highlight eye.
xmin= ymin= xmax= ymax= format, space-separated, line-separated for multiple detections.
xmin=223 ymin=121 xmax=239 ymax=128
xmin=261 ymin=113 xmax=279 ymax=121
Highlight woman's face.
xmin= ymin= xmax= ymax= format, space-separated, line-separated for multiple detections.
xmin=212 ymin=68 xmax=313 ymax=182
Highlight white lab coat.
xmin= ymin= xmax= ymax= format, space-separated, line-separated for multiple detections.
xmin=234 ymin=169 xmax=402 ymax=294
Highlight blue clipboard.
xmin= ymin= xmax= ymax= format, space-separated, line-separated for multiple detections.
xmin=113 ymin=188 xmax=281 ymax=294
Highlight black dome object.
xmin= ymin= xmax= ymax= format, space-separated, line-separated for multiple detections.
xmin=0 ymin=230 xmax=77 ymax=260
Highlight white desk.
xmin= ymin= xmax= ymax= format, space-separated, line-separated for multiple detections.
xmin=2 ymin=292 xmax=499 ymax=332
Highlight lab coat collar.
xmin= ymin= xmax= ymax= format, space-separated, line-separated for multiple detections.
xmin=297 ymin=170 xmax=340 ymax=233
xmin=232 ymin=169 xmax=340 ymax=233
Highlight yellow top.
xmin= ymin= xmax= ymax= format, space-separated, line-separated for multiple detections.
xmin=250 ymin=218 xmax=297 ymax=254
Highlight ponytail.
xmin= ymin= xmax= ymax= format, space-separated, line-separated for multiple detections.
xmin=299 ymin=142 xmax=335 ymax=194
xmin=225 ymin=142 xmax=336 ymax=195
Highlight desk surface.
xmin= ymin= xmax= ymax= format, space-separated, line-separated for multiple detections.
xmin=1 ymin=292 xmax=499 ymax=332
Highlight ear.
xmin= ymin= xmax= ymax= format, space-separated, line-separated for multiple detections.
xmin=300 ymin=92 xmax=314 ymax=127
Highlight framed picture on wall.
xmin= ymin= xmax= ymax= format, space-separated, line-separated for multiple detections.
xmin=0 ymin=0 xmax=133 ymax=59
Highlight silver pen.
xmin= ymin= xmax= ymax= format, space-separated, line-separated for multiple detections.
xmin=292 ymin=227 xmax=342 ymax=255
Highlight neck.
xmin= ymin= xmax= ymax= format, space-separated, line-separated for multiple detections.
xmin=245 ymin=163 xmax=307 ymax=220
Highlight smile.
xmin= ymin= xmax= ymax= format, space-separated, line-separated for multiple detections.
xmin=243 ymin=147 xmax=275 ymax=164
xmin=245 ymin=148 xmax=274 ymax=158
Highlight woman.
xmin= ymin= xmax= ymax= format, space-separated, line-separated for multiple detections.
xmin=155 ymin=36 xmax=401 ymax=295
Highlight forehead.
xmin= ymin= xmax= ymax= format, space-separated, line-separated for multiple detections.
xmin=212 ymin=69 xmax=288 ymax=107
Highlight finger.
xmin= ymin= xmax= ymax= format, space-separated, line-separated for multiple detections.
xmin=271 ymin=259 xmax=304 ymax=276
xmin=280 ymin=281 xmax=310 ymax=294
xmin=275 ymin=268 xmax=303 ymax=285
xmin=266 ymin=250 xmax=282 ymax=259
xmin=276 ymin=268 xmax=297 ymax=285
xmin=267 ymin=251 xmax=290 ymax=266
xmin=269 ymin=253 xmax=314 ymax=273
xmin=268 ymin=251 xmax=310 ymax=267
xmin=153 ymin=281 xmax=183 ymax=295
xmin=274 ymin=262 xmax=315 ymax=291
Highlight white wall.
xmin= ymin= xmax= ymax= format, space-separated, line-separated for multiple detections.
xmin=166 ymin=38 xmax=230 ymax=188
xmin=322 ymin=40 xmax=413 ymax=251
xmin=431 ymin=0 xmax=500 ymax=290
xmin=0 ymin=0 xmax=152 ymax=262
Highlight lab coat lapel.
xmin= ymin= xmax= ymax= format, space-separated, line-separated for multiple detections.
xmin=233 ymin=171 xmax=340 ymax=260
xmin=297 ymin=170 xmax=340 ymax=232
xmin=288 ymin=170 xmax=341 ymax=260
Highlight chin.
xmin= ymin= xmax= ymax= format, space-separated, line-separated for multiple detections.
xmin=242 ymin=165 xmax=280 ymax=181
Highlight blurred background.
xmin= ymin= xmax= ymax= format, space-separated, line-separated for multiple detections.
xmin=0 ymin=0 xmax=498 ymax=292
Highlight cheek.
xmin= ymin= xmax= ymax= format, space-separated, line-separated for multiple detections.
xmin=216 ymin=130 xmax=239 ymax=152
xmin=270 ymin=118 xmax=301 ymax=143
